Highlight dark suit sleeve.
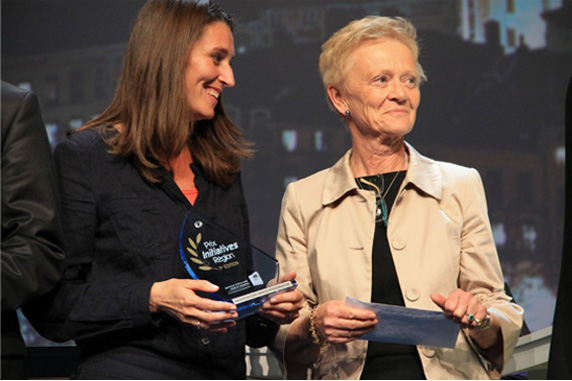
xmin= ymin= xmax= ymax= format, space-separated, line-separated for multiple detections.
xmin=1 ymin=84 xmax=65 ymax=311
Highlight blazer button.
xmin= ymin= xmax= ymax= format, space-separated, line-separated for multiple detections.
xmin=405 ymin=288 xmax=420 ymax=302
xmin=392 ymin=236 xmax=406 ymax=250
xmin=421 ymin=346 xmax=437 ymax=358
xmin=201 ymin=337 xmax=210 ymax=346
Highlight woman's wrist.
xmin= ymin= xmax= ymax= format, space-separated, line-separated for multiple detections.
xmin=475 ymin=310 xmax=493 ymax=332
xmin=309 ymin=305 xmax=328 ymax=354
xmin=469 ymin=310 xmax=500 ymax=349
xmin=149 ymin=281 xmax=164 ymax=313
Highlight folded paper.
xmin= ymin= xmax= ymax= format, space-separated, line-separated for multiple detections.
xmin=345 ymin=297 xmax=460 ymax=348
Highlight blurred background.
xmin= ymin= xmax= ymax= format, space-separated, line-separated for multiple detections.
xmin=2 ymin=0 xmax=571 ymax=360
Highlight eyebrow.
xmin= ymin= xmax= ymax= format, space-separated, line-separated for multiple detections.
xmin=373 ymin=68 xmax=418 ymax=77
xmin=209 ymin=47 xmax=234 ymax=58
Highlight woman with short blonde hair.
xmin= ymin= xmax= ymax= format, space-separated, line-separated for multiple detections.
xmin=272 ymin=16 xmax=522 ymax=380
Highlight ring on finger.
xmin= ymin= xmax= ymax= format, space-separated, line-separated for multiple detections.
xmin=196 ymin=321 xmax=201 ymax=330
xmin=466 ymin=313 xmax=475 ymax=323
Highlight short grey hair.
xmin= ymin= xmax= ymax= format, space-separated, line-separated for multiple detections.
xmin=319 ymin=16 xmax=427 ymax=109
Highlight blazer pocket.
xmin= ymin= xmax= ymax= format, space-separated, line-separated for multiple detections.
xmin=107 ymin=197 xmax=167 ymax=258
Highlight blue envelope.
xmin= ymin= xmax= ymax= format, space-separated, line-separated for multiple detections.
xmin=345 ymin=297 xmax=460 ymax=348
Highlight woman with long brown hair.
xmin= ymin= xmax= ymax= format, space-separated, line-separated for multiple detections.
xmin=25 ymin=0 xmax=302 ymax=379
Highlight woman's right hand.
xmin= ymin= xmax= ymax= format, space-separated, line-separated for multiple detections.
xmin=312 ymin=300 xmax=377 ymax=344
xmin=149 ymin=279 xmax=238 ymax=332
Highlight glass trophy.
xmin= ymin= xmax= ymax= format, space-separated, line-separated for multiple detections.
xmin=179 ymin=210 xmax=297 ymax=319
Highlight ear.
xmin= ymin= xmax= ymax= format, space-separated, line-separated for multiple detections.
xmin=327 ymin=85 xmax=348 ymax=115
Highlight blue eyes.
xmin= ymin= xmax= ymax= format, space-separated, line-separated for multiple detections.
xmin=405 ymin=77 xmax=418 ymax=87
xmin=376 ymin=76 xmax=418 ymax=88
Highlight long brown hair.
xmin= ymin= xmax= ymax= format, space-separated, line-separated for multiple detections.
xmin=79 ymin=0 xmax=252 ymax=187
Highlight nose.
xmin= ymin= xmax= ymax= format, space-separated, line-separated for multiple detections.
xmin=388 ymin=79 xmax=406 ymax=102
xmin=219 ymin=63 xmax=235 ymax=88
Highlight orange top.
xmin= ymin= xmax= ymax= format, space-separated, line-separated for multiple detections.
xmin=182 ymin=188 xmax=199 ymax=205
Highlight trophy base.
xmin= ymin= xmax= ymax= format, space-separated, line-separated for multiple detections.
xmin=232 ymin=280 xmax=298 ymax=319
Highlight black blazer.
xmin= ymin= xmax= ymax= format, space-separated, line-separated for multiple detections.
xmin=24 ymin=127 xmax=277 ymax=379
xmin=1 ymin=81 xmax=65 ymax=377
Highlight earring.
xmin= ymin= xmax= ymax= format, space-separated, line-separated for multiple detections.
xmin=345 ymin=110 xmax=350 ymax=116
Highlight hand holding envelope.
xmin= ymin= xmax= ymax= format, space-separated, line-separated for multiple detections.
xmin=310 ymin=300 xmax=378 ymax=345
xmin=345 ymin=297 xmax=460 ymax=348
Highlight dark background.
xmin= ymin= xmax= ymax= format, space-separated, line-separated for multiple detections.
xmin=3 ymin=0 xmax=571 ymax=346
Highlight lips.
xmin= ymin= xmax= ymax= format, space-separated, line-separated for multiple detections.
xmin=386 ymin=108 xmax=409 ymax=115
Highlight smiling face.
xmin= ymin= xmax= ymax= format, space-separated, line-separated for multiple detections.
xmin=329 ymin=38 xmax=421 ymax=141
xmin=185 ymin=21 xmax=235 ymax=121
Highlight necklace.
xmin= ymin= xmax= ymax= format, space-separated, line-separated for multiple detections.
xmin=357 ymin=172 xmax=400 ymax=226
xmin=352 ymin=150 xmax=408 ymax=226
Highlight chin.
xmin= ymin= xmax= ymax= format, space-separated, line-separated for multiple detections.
xmin=193 ymin=111 xmax=216 ymax=121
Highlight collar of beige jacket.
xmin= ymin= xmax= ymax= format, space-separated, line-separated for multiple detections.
xmin=322 ymin=141 xmax=443 ymax=206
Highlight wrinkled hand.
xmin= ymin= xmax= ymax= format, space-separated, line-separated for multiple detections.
xmin=150 ymin=279 xmax=238 ymax=333
xmin=313 ymin=300 xmax=377 ymax=345
xmin=258 ymin=271 xmax=303 ymax=325
xmin=431 ymin=289 xmax=488 ymax=331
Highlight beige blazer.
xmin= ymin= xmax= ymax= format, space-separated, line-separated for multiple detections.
xmin=272 ymin=142 xmax=523 ymax=380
